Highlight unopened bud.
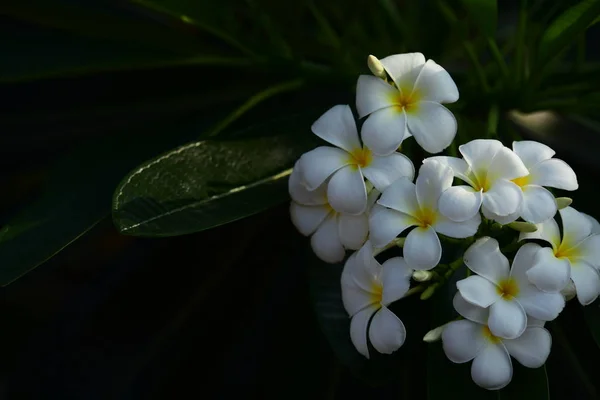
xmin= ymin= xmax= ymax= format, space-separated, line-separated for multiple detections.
xmin=423 ymin=324 xmax=447 ymax=343
xmin=413 ymin=270 xmax=434 ymax=282
xmin=556 ymin=197 xmax=572 ymax=209
xmin=507 ymin=221 xmax=538 ymax=233
xmin=561 ymin=280 xmax=576 ymax=301
xmin=367 ymin=55 xmax=387 ymax=79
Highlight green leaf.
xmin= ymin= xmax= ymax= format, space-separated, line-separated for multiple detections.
xmin=583 ymin=299 xmax=600 ymax=349
xmin=0 ymin=119 xmax=205 ymax=286
xmin=459 ymin=0 xmax=498 ymax=37
xmin=538 ymin=0 xmax=600 ymax=66
xmin=112 ymin=114 xmax=320 ymax=237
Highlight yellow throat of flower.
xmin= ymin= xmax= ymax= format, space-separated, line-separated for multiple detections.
xmin=348 ymin=147 xmax=373 ymax=169
xmin=415 ymin=207 xmax=437 ymax=228
xmin=496 ymin=278 xmax=519 ymax=300
xmin=389 ymin=87 xmax=421 ymax=114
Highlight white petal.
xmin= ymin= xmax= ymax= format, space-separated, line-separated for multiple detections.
xmin=368 ymin=206 xmax=417 ymax=247
xmin=529 ymin=159 xmax=578 ymax=191
xmin=369 ymin=306 xmax=407 ymax=354
xmin=356 ymin=241 xmax=382 ymax=289
xmin=412 ymin=59 xmax=459 ymax=103
xmin=528 ymin=317 xmax=546 ymax=328
xmin=362 ymin=152 xmax=415 ymax=191
xmin=512 ymin=140 xmax=555 ymax=169
xmin=379 ymin=52 xmax=426 ymax=90
xmin=482 ymin=179 xmax=523 ymax=216
xmin=299 ymin=146 xmax=350 ymax=190
xmin=528 ymin=247 xmax=571 ymax=292
xmin=459 ymin=139 xmax=503 ymax=172
xmin=356 ymin=75 xmax=397 ymax=117
xmin=350 ymin=305 xmax=378 ymax=358
xmin=407 ymin=101 xmax=457 ymax=154
xmin=509 ymin=243 xmax=542 ymax=284
xmin=404 ymin=226 xmax=442 ymax=270
xmin=381 ymin=257 xmax=413 ymax=305
xmin=311 ymin=104 xmax=361 ymax=153
xmin=570 ymin=234 xmax=600 ymax=267
xmin=442 ymin=320 xmax=487 ymax=363
xmin=327 ymin=166 xmax=367 ymax=215
xmin=311 ymin=215 xmax=345 ymax=263
xmin=463 ymin=237 xmax=510 ymax=284
xmin=338 ymin=212 xmax=369 ymax=250
xmin=438 ymin=185 xmax=482 ymax=222
xmin=518 ymin=284 xmax=565 ymax=321
xmin=489 ymin=298 xmax=527 ymax=339
xmin=503 ymin=327 xmax=551 ymax=368
xmin=290 ymin=202 xmax=331 ymax=236
xmin=361 ymin=107 xmax=409 ymax=156
xmin=471 ymin=343 xmax=513 ymax=390
xmin=426 ymin=156 xmax=475 ymax=185
xmin=433 ymin=212 xmax=481 ymax=239
xmin=377 ymin=177 xmax=419 ymax=215
xmin=453 ymin=292 xmax=489 ymax=324
xmin=416 ymin=159 xmax=453 ymax=210
xmin=457 ymin=275 xmax=502 ymax=308
xmin=341 ymin=253 xmax=378 ymax=316
xmin=519 ymin=217 xmax=561 ymax=248
xmin=582 ymin=212 xmax=600 ymax=235
xmin=482 ymin=206 xmax=520 ymax=225
xmin=570 ymin=260 xmax=600 ymax=305
xmin=560 ymin=206 xmax=593 ymax=248
xmin=486 ymin=147 xmax=529 ymax=182
xmin=520 ymin=185 xmax=557 ymax=224
xmin=288 ymin=162 xmax=327 ymax=205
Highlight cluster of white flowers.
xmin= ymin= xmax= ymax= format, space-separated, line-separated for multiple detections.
xmin=288 ymin=52 xmax=600 ymax=390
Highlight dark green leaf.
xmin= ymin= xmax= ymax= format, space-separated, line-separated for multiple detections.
xmin=0 ymin=119 xmax=205 ymax=286
xmin=583 ymin=299 xmax=600 ymax=349
xmin=112 ymin=114 xmax=320 ymax=237
xmin=459 ymin=0 xmax=497 ymax=37
xmin=538 ymin=0 xmax=600 ymax=66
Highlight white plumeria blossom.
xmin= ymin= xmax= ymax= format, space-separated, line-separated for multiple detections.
xmin=431 ymin=139 xmax=529 ymax=223
xmin=482 ymin=140 xmax=578 ymax=224
xmin=520 ymin=206 xmax=600 ymax=305
xmin=298 ymin=104 xmax=414 ymax=215
xmin=442 ymin=292 xmax=551 ymax=390
xmin=341 ymin=242 xmax=413 ymax=358
xmin=289 ymin=163 xmax=377 ymax=263
xmin=369 ymin=160 xmax=481 ymax=270
xmin=457 ymin=237 xmax=564 ymax=339
xmin=356 ymin=53 xmax=459 ymax=155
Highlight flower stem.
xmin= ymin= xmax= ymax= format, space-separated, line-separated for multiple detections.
xmin=420 ymin=257 xmax=464 ymax=300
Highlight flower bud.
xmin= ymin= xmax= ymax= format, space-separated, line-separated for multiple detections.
xmin=367 ymin=55 xmax=387 ymax=79
xmin=507 ymin=221 xmax=538 ymax=233
xmin=556 ymin=197 xmax=572 ymax=209
xmin=423 ymin=324 xmax=447 ymax=343
xmin=413 ymin=270 xmax=434 ymax=282
xmin=560 ymin=280 xmax=576 ymax=301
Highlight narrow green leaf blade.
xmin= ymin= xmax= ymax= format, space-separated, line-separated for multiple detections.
xmin=538 ymin=0 xmax=600 ymax=65
xmin=459 ymin=0 xmax=498 ymax=37
xmin=112 ymin=114 xmax=319 ymax=237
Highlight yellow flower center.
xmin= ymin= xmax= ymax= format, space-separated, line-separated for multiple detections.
xmin=415 ymin=207 xmax=437 ymax=228
xmin=496 ymin=278 xmax=519 ymax=299
xmin=472 ymin=170 xmax=491 ymax=192
xmin=511 ymin=175 xmax=530 ymax=188
xmin=370 ymin=281 xmax=383 ymax=305
xmin=348 ymin=147 xmax=373 ymax=170
xmin=554 ymin=240 xmax=579 ymax=260
xmin=482 ymin=325 xmax=502 ymax=344
xmin=389 ymin=87 xmax=422 ymax=115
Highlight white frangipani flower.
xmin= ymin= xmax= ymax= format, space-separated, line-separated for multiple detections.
xmin=482 ymin=140 xmax=578 ymax=224
xmin=356 ymin=53 xmax=459 ymax=155
xmin=457 ymin=237 xmax=565 ymax=339
xmin=298 ymin=104 xmax=414 ymax=215
xmin=431 ymin=139 xmax=529 ymax=223
xmin=369 ymin=160 xmax=480 ymax=270
xmin=341 ymin=242 xmax=413 ymax=358
xmin=442 ymin=292 xmax=551 ymax=391
xmin=520 ymin=206 xmax=600 ymax=305
xmin=289 ymin=163 xmax=377 ymax=263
